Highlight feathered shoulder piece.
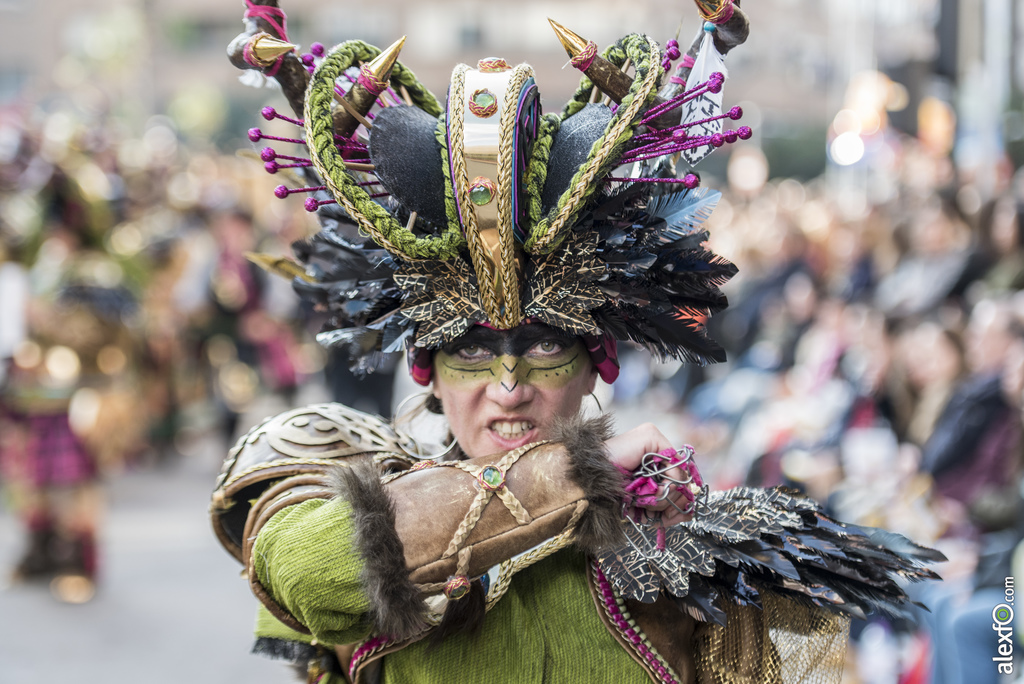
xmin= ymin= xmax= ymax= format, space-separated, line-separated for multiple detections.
xmin=228 ymin=0 xmax=752 ymax=374
xmin=598 ymin=485 xmax=945 ymax=625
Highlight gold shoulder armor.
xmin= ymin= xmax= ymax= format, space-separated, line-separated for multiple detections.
xmin=210 ymin=403 xmax=414 ymax=562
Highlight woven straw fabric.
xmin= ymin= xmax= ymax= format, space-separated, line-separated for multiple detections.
xmin=694 ymin=593 xmax=850 ymax=684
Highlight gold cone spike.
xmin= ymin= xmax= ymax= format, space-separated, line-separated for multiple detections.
xmin=248 ymin=33 xmax=298 ymax=67
xmin=547 ymin=18 xmax=632 ymax=104
xmin=366 ymin=35 xmax=406 ymax=84
xmin=244 ymin=252 xmax=316 ymax=283
xmin=548 ymin=19 xmax=589 ymax=59
xmin=548 ymin=18 xmax=682 ymax=129
xmin=333 ymin=36 xmax=407 ymax=139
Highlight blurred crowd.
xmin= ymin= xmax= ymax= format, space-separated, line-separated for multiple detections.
xmin=617 ymin=136 xmax=1024 ymax=683
xmin=1 ymin=95 xmax=1023 ymax=681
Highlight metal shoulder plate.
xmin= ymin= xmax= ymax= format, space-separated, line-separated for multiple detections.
xmin=210 ymin=403 xmax=414 ymax=562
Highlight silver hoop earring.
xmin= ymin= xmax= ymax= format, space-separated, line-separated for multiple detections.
xmin=393 ymin=391 xmax=458 ymax=459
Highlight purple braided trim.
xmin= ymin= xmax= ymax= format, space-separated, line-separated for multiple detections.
xmin=713 ymin=0 xmax=735 ymax=24
xmin=349 ymin=635 xmax=392 ymax=679
xmin=593 ymin=563 xmax=680 ymax=684
xmin=242 ymin=41 xmax=259 ymax=68
xmin=243 ymin=1 xmax=291 ymax=77
xmin=358 ymin=63 xmax=388 ymax=96
xmin=571 ymin=41 xmax=598 ymax=72
xmin=603 ymin=176 xmax=694 ymax=184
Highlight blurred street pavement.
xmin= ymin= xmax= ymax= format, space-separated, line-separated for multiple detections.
xmin=0 ymin=450 xmax=294 ymax=684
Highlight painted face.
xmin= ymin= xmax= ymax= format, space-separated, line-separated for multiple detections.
xmin=432 ymin=323 xmax=598 ymax=458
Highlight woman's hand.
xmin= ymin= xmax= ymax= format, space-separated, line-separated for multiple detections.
xmin=604 ymin=423 xmax=698 ymax=526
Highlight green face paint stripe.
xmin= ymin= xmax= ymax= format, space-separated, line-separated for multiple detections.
xmin=441 ymin=360 xmax=495 ymax=374
xmin=525 ymin=352 xmax=580 ymax=376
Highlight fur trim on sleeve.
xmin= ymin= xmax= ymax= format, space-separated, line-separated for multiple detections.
xmin=329 ymin=460 xmax=427 ymax=641
xmin=553 ymin=413 xmax=628 ymax=554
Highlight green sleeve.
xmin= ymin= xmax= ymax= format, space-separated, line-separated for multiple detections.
xmin=252 ymin=497 xmax=374 ymax=645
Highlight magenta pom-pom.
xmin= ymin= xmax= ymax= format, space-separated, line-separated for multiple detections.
xmin=711 ymin=133 xmax=725 ymax=147
xmin=310 ymin=42 xmax=325 ymax=57
xmin=264 ymin=161 xmax=279 ymax=174
xmin=683 ymin=173 xmax=700 ymax=189
xmin=260 ymin=147 xmax=276 ymax=162
xmin=728 ymin=106 xmax=743 ymax=120
xmin=307 ymin=66 xmax=315 ymax=74
xmin=708 ymin=79 xmax=723 ymax=94
xmin=247 ymin=128 xmax=262 ymax=142
xmin=274 ymin=185 xmax=290 ymax=199
xmin=724 ymin=130 xmax=738 ymax=143
xmin=261 ymin=106 xmax=276 ymax=121
xmin=301 ymin=53 xmax=315 ymax=66
xmin=304 ymin=197 xmax=319 ymax=212
xmin=737 ymin=126 xmax=753 ymax=139
xmin=710 ymin=71 xmax=725 ymax=83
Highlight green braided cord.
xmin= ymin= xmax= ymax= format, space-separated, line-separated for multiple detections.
xmin=524 ymin=34 xmax=662 ymax=255
xmin=433 ymin=113 xmax=463 ymax=239
xmin=304 ymin=41 xmax=464 ymax=260
xmin=522 ymin=114 xmax=560 ymax=229
xmin=561 ymin=42 xmax=629 ymax=120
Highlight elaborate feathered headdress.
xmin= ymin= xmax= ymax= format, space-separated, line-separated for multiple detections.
xmin=230 ymin=0 xmax=751 ymax=383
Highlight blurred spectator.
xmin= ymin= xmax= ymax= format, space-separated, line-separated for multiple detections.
xmin=978 ymin=192 xmax=1024 ymax=295
xmin=874 ymin=198 xmax=972 ymax=318
xmin=919 ymin=299 xmax=1021 ymax=520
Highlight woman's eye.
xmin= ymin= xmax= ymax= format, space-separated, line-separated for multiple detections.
xmin=457 ymin=344 xmax=489 ymax=360
xmin=532 ymin=340 xmax=563 ymax=355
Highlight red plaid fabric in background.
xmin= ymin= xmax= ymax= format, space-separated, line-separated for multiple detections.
xmin=0 ymin=411 xmax=96 ymax=488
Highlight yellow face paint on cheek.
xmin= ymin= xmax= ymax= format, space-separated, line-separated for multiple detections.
xmin=434 ymin=350 xmax=496 ymax=387
xmin=519 ymin=344 xmax=587 ymax=389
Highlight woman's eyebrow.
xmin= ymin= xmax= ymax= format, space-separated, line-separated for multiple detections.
xmin=443 ymin=327 xmax=503 ymax=352
xmin=506 ymin=328 xmax=573 ymax=355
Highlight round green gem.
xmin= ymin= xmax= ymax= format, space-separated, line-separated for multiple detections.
xmin=469 ymin=183 xmax=494 ymax=206
xmin=481 ymin=466 xmax=503 ymax=489
xmin=472 ymin=91 xmax=496 ymax=109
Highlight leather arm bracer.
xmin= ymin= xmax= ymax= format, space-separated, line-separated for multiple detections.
xmin=333 ymin=414 xmax=626 ymax=641
xmin=209 ymin=403 xmax=414 ymax=564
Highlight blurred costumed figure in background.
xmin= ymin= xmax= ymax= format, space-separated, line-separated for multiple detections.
xmin=0 ymin=114 xmax=146 ymax=602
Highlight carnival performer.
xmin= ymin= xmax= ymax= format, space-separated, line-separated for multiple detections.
xmin=212 ymin=2 xmax=944 ymax=682
xmin=1 ymin=205 xmax=141 ymax=602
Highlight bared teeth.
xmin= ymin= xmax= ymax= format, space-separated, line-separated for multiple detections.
xmin=491 ymin=420 xmax=533 ymax=438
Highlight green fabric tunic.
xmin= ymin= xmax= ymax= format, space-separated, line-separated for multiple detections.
xmin=253 ymin=497 xmax=653 ymax=683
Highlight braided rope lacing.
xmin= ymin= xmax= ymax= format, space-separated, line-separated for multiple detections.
xmin=444 ymin=64 xmax=500 ymax=320
xmin=492 ymin=63 xmax=534 ymax=328
xmin=304 ymin=40 xmax=466 ymax=261
xmin=524 ymin=34 xmax=663 ymax=255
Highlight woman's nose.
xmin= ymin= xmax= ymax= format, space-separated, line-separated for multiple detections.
xmin=486 ymin=355 xmax=532 ymax=405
